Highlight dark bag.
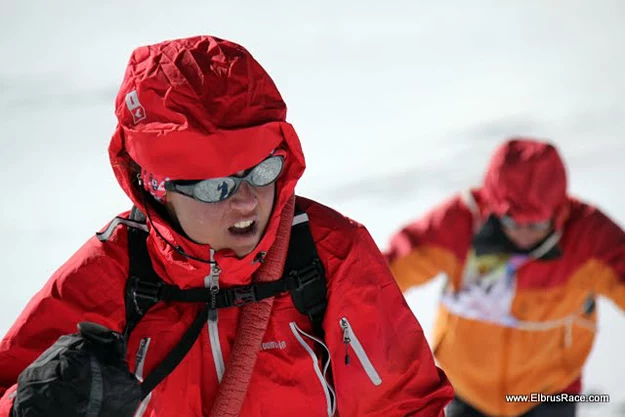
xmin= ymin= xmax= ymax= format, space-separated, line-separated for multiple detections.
xmin=12 ymin=322 xmax=142 ymax=417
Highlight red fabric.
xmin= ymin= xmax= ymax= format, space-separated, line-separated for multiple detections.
xmin=385 ymin=194 xmax=475 ymax=266
xmin=0 ymin=35 xmax=453 ymax=416
xmin=481 ymin=138 xmax=569 ymax=228
xmin=0 ymin=385 xmax=16 ymax=417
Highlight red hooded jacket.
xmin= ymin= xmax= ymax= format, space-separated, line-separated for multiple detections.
xmin=0 ymin=36 xmax=453 ymax=417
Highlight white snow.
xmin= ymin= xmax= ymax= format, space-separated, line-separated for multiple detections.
xmin=1 ymin=1 xmax=624 ymax=415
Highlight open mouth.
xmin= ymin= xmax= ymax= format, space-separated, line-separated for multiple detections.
xmin=228 ymin=219 xmax=257 ymax=236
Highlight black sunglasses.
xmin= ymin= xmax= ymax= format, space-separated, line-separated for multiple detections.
xmin=164 ymin=155 xmax=284 ymax=203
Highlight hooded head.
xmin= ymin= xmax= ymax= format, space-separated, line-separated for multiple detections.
xmin=481 ymin=138 xmax=569 ymax=230
xmin=108 ymin=35 xmax=305 ymax=264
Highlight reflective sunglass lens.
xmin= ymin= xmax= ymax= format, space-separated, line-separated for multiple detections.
xmin=194 ymin=178 xmax=236 ymax=202
xmin=250 ymin=156 xmax=283 ymax=186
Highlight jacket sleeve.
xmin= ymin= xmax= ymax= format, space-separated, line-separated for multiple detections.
xmin=586 ymin=211 xmax=625 ymax=310
xmin=383 ymin=195 xmax=474 ymax=292
xmin=325 ymin=226 xmax=454 ymax=417
xmin=0 ymin=236 xmax=127 ymax=417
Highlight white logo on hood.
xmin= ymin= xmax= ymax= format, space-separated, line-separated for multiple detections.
xmin=125 ymin=90 xmax=147 ymax=124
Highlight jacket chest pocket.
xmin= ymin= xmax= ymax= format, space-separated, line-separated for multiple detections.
xmin=338 ymin=317 xmax=382 ymax=386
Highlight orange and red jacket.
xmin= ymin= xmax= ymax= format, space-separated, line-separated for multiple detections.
xmin=385 ymin=140 xmax=625 ymax=416
xmin=0 ymin=36 xmax=453 ymax=417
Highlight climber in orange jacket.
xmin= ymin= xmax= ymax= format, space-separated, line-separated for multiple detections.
xmin=385 ymin=138 xmax=625 ymax=417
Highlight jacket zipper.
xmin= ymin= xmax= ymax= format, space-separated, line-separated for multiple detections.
xmin=133 ymin=338 xmax=152 ymax=417
xmin=340 ymin=317 xmax=382 ymax=386
xmin=289 ymin=322 xmax=336 ymax=417
xmin=206 ymin=250 xmax=225 ymax=383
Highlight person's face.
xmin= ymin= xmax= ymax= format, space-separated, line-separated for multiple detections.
xmin=165 ymin=166 xmax=277 ymax=258
xmin=500 ymin=216 xmax=553 ymax=250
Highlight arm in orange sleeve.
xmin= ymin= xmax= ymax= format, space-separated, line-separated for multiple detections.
xmin=585 ymin=210 xmax=625 ymax=310
xmin=384 ymin=194 xmax=475 ymax=292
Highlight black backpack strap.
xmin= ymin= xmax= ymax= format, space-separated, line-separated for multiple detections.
xmin=120 ymin=207 xmax=212 ymax=399
xmin=139 ymin=305 xmax=209 ymax=399
xmin=285 ymin=206 xmax=327 ymax=339
xmin=123 ymin=207 xmax=161 ymax=340
xmin=141 ymin=279 xmax=290 ymax=306
xmin=284 ymin=205 xmax=330 ymax=372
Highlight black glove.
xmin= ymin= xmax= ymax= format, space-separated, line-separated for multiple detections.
xmin=12 ymin=322 xmax=142 ymax=417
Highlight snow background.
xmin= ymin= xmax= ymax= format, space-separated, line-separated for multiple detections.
xmin=1 ymin=1 xmax=623 ymax=415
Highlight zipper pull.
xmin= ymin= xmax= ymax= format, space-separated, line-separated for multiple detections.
xmin=340 ymin=318 xmax=351 ymax=365
xmin=207 ymin=261 xmax=221 ymax=322
xmin=252 ymin=251 xmax=266 ymax=264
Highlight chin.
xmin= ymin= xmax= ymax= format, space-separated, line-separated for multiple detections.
xmin=233 ymin=244 xmax=258 ymax=259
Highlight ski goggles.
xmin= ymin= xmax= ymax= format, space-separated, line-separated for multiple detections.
xmin=164 ymin=155 xmax=284 ymax=203
xmin=499 ymin=215 xmax=552 ymax=232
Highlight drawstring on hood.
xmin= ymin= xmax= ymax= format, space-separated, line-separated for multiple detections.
xmin=137 ymin=180 xmax=215 ymax=265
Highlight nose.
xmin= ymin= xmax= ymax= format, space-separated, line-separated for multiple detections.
xmin=229 ymin=182 xmax=257 ymax=212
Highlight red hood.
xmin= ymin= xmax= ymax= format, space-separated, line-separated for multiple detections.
xmin=479 ymin=138 xmax=569 ymax=228
xmin=107 ymin=35 xmax=305 ymax=287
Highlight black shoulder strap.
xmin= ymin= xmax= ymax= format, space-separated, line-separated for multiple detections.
xmin=120 ymin=207 xmax=209 ymax=399
xmin=140 ymin=305 xmax=209 ymax=399
xmin=123 ymin=207 xmax=161 ymax=340
xmin=284 ymin=206 xmax=327 ymax=339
